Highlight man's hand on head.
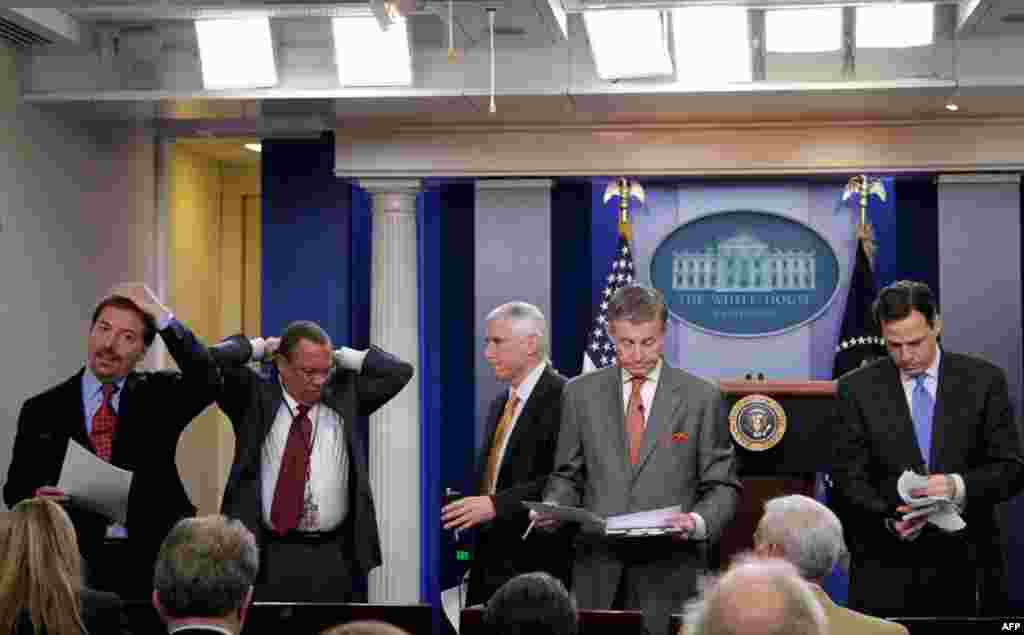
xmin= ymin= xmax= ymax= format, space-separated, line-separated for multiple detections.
xmin=109 ymin=283 xmax=172 ymax=325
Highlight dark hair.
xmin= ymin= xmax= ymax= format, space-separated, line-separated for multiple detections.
xmin=153 ymin=515 xmax=258 ymax=619
xmin=483 ymin=572 xmax=578 ymax=635
xmin=872 ymin=280 xmax=939 ymax=328
xmin=91 ymin=295 xmax=158 ymax=347
xmin=607 ymin=284 xmax=668 ymax=330
xmin=279 ymin=321 xmax=333 ymax=359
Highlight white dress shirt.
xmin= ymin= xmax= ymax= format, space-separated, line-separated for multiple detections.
xmin=261 ymin=387 xmax=350 ymax=533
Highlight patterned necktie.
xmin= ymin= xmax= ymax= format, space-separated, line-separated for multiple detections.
xmin=90 ymin=383 xmax=118 ymax=462
xmin=626 ymin=376 xmax=646 ymax=465
xmin=484 ymin=392 xmax=520 ymax=495
xmin=911 ymin=374 xmax=934 ymax=470
xmin=271 ymin=404 xmax=313 ymax=533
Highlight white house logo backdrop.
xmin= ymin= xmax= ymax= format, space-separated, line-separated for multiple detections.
xmin=651 ymin=210 xmax=841 ymax=337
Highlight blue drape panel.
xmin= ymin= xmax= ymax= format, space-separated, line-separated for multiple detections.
xmin=261 ymin=133 xmax=353 ymax=343
xmin=551 ymin=179 xmax=592 ymax=376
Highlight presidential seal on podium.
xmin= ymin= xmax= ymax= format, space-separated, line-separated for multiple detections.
xmin=729 ymin=394 xmax=787 ymax=451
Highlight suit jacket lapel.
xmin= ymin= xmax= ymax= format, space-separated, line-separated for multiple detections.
xmin=634 ymin=366 xmax=685 ymax=474
xmin=877 ymin=360 xmax=928 ymax=471
xmin=61 ymin=370 xmax=92 ymax=451
xmin=477 ymin=393 xmax=506 ymax=490
xmin=931 ymin=353 xmax=957 ymax=471
xmin=502 ymin=368 xmax=551 ymax=459
xmin=109 ymin=372 xmax=140 ymax=467
xmin=602 ymin=367 xmax=630 ymax=474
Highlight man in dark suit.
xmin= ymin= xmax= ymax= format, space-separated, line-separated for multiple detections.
xmin=209 ymin=321 xmax=413 ymax=601
xmin=153 ymin=515 xmax=258 ymax=635
xmin=832 ymin=280 xmax=1024 ymax=617
xmin=441 ymin=302 xmax=572 ymax=605
xmin=534 ymin=285 xmax=741 ymax=635
xmin=3 ymin=283 xmax=220 ymax=598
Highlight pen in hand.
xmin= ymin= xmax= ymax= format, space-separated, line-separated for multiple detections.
xmin=521 ymin=518 xmax=536 ymax=541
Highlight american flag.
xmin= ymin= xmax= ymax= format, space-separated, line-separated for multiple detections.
xmin=583 ymin=231 xmax=635 ymax=372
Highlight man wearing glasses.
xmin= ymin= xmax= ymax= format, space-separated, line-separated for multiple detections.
xmin=210 ymin=321 xmax=413 ymax=601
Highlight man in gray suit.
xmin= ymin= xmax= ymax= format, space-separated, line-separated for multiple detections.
xmin=534 ymin=284 xmax=740 ymax=635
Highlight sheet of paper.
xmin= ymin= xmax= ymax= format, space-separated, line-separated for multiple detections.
xmin=605 ymin=505 xmax=682 ymax=531
xmin=56 ymin=440 xmax=133 ymax=524
xmin=441 ymin=582 xmax=466 ymax=632
xmin=522 ymin=501 xmax=606 ymax=527
xmin=896 ymin=470 xmax=966 ymax=533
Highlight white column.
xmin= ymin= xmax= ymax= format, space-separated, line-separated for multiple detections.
xmin=359 ymin=178 xmax=422 ymax=603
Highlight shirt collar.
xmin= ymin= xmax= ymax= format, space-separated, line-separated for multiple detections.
xmin=168 ymin=623 xmax=235 ymax=635
xmin=279 ymin=380 xmax=316 ymax=414
xmin=511 ymin=360 xmax=546 ymax=403
xmin=620 ymin=357 xmax=664 ymax=385
xmin=82 ymin=366 xmax=128 ymax=398
xmin=901 ymin=348 xmax=942 ymax=384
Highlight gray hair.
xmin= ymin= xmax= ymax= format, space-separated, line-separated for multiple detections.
xmin=757 ymin=495 xmax=845 ymax=583
xmin=684 ymin=557 xmax=826 ymax=635
xmin=607 ymin=285 xmax=668 ymax=331
xmin=153 ymin=515 xmax=259 ymax=619
xmin=486 ymin=302 xmax=548 ymax=357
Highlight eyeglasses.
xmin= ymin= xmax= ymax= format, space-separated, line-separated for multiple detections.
xmin=288 ymin=364 xmax=334 ymax=383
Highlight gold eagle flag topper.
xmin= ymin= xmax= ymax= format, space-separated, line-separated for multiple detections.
xmin=603 ymin=178 xmax=646 ymax=243
xmin=842 ymin=175 xmax=887 ymax=230
xmin=842 ymin=175 xmax=887 ymax=269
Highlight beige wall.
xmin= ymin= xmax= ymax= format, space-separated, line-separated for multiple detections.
xmin=0 ymin=41 xmax=159 ymax=509
xmin=168 ymin=146 xmax=260 ymax=514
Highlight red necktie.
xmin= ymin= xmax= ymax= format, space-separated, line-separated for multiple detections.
xmin=90 ymin=383 xmax=118 ymax=462
xmin=271 ymin=404 xmax=313 ymax=533
xmin=626 ymin=376 xmax=646 ymax=465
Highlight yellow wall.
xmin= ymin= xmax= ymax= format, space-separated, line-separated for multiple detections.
xmin=168 ymin=146 xmax=260 ymax=514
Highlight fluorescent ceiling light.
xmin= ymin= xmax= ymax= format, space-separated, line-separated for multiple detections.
xmin=332 ymin=16 xmax=412 ymax=86
xmin=673 ymin=7 xmax=751 ymax=84
xmin=766 ymin=8 xmax=841 ymax=53
xmin=195 ymin=17 xmax=277 ymax=90
xmin=584 ymin=10 xmax=673 ymax=81
xmin=857 ymin=4 xmax=934 ymax=48
xmin=244 ymin=143 xmax=262 ymax=152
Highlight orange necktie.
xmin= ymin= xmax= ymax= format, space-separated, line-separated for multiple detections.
xmin=626 ymin=376 xmax=646 ymax=465
xmin=483 ymin=392 xmax=520 ymax=494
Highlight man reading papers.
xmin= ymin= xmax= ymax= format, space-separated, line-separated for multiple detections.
xmin=532 ymin=285 xmax=740 ymax=635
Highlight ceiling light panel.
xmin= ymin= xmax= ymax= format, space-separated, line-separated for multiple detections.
xmin=673 ymin=7 xmax=751 ymax=84
xmin=332 ymin=16 xmax=412 ymax=87
xmin=766 ymin=8 xmax=841 ymax=53
xmin=195 ymin=17 xmax=277 ymax=90
xmin=584 ymin=9 xmax=673 ymax=81
xmin=857 ymin=4 xmax=934 ymax=48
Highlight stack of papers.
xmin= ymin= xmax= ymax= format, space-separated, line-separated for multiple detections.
xmin=897 ymin=470 xmax=965 ymax=532
xmin=523 ymin=502 xmax=683 ymax=536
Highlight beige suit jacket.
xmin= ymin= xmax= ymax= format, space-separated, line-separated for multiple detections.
xmin=812 ymin=586 xmax=909 ymax=635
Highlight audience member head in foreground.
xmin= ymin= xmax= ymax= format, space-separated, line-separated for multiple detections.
xmin=682 ymin=557 xmax=825 ymax=635
xmin=484 ymin=571 xmax=578 ymax=635
xmin=321 ymin=620 xmax=412 ymax=635
xmin=0 ymin=498 xmax=87 ymax=635
xmin=152 ymin=515 xmax=258 ymax=635
xmin=753 ymin=494 xmax=846 ymax=585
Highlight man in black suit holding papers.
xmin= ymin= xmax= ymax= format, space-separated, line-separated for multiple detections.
xmin=832 ymin=280 xmax=1024 ymax=617
xmin=442 ymin=302 xmax=571 ymax=605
